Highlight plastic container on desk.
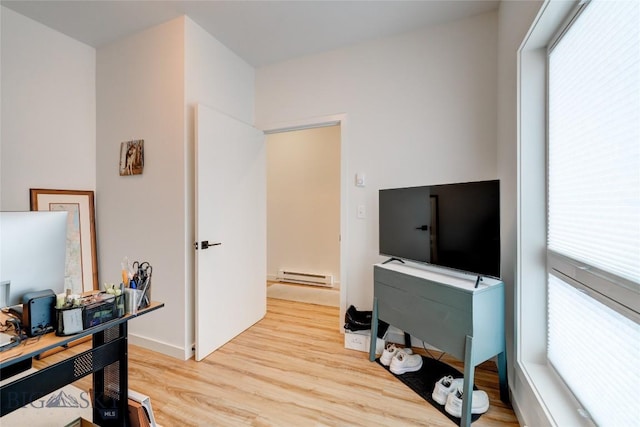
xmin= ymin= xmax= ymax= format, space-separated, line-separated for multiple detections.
xmin=55 ymin=293 xmax=125 ymax=335
xmin=82 ymin=294 xmax=124 ymax=329
xmin=55 ymin=305 xmax=84 ymax=336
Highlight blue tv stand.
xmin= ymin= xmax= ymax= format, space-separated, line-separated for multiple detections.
xmin=369 ymin=262 xmax=508 ymax=427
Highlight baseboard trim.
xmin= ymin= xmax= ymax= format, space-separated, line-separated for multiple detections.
xmin=267 ymin=275 xmax=341 ymax=289
xmin=128 ymin=333 xmax=189 ymax=360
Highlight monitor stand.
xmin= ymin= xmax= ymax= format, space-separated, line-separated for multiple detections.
xmin=382 ymin=257 xmax=405 ymax=265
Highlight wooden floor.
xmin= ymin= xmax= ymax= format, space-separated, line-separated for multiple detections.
xmin=35 ymin=298 xmax=519 ymax=426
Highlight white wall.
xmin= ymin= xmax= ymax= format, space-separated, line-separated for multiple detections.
xmin=96 ymin=17 xmax=187 ymax=358
xmin=0 ymin=7 xmax=95 ymax=210
xmin=266 ymin=126 xmax=341 ymax=284
xmin=1 ymin=5 xmax=3 ymax=198
xmin=184 ymin=16 xmax=257 ymax=354
xmin=497 ymin=0 xmax=543 ymax=397
xmin=184 ymin=17 xmax=255 ymax=125
xmin=256 ymin=11 xmax=498 ymax=308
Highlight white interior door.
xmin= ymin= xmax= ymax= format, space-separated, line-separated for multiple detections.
xmin=195 ymin=104 xmax=266 ymax=361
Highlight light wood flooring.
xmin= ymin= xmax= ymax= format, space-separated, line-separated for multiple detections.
xmin=35 ymin=298 xmax=519 ymax=426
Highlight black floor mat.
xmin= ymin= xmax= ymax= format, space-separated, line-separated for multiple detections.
xmin=376 ymin=355 xmax=482 ymax=424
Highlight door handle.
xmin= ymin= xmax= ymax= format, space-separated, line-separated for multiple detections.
xmin=202 ymin=240 xmax=221 ymax=249
xmin=194 ymin=241 xmax=222 ymax=250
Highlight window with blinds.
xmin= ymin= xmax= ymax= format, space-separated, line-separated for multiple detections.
xmin=547 ymin=0 xmax=640 ymax=425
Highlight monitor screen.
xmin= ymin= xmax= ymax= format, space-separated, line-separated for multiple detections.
xmin=379 ymin=180 xmax=500 ymax=278
xmin=0 ymin=211 xmax=68 ymax=306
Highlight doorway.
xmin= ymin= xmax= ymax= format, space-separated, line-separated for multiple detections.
xmin=265 ymin=124 xmax=341 ymax=307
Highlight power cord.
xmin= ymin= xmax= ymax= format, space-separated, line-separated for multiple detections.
xmin=29 ymin=324 xmax=54 ymax=337
xmin=0 ymin=317 xmax=25 ymax=352
xmin=2 ymin=317 xmax=22 ymax=335
xmin=423 ymin=343 xmax=446 ymax=361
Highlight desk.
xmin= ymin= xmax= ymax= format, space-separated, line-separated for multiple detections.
xmin=1 ymin=302 xmax=163 ymax=426
xmin=368 ymin=263 xmax=508 ymax=427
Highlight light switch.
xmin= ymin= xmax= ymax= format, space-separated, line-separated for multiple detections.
xmin=357 ymin=204 xmax=366 ymax=219
xmin=355 ymin=173 xmax=366 ymax=187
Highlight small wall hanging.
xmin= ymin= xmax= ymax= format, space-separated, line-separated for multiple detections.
xmin=119 ymin=139 xmax=144 ymax=176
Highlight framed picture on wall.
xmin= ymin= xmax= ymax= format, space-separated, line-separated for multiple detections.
xmin=119 ymin=139 xmax=144 ymax=176
xmin=30 ymin=189 xmax=98 ymax=293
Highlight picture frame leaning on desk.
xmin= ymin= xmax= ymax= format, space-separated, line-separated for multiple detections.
xmin=30 ymin=189 xmax=98 ymax=294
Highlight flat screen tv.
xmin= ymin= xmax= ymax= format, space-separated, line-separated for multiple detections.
xmin=379 ymin=180 xmax=500 ymax=278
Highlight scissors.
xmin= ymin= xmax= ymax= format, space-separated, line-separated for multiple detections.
xmin=132 ymin=261 xmax=152 ymax=308
xmin=132 ymin=261 xmax=151 ymax=281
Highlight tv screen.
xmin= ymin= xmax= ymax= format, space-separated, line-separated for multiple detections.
xmin=379 ymin=180 xmax=500 ymax=278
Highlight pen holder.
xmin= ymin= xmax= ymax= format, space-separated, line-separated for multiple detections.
xmin=129 ymin=260 xmax=152 ymax=311
xmin=136 ymin=276 xmax=151 ymax=310
xmin=124 ymin=288 xmax=143 ymax=315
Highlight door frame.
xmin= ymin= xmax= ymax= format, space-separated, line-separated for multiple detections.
xmin=261 ymin=113 xmax=348 ymax=328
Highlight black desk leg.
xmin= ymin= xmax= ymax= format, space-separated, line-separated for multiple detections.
xmin=93 ymin=322 xmax=129 ymax=427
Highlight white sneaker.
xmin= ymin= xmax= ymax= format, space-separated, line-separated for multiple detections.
xmin=444 ymin=386 xmax=490 ymax=418
xmin=389 ymin=352 xmax=423 ymax=375
xmin=380 ymin=343 xmax=413 ymax=367
xmin=432 ymin=375 xmax=464 ymax=405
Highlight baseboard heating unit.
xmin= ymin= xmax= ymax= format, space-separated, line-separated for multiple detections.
xmin=277 ymin=270 xmax=334 ymax=287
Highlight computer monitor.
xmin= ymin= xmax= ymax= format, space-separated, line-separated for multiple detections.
xmin=0 ymin=211 xmax=68 ymax=307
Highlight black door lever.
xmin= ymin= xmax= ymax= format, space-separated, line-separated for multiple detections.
xmin=201 ymin=240 xmax=221 ymax=249
xmin=415 ymin=225 xmax=429 ymax=231
xmin=195 ymin=240 xmax=222 ymax=250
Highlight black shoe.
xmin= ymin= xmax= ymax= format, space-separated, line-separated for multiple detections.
xmin=344 ymin=305 xmax=372 ymax=331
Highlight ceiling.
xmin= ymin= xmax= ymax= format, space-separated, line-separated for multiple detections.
xmin=1 ymin=0 xmax=499 ymax=67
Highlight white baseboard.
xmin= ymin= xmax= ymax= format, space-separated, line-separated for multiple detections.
xmin=128 ymin=333 xmax=190 ymax=360
xmin=267 ymin=274 xmax=340 ymax=289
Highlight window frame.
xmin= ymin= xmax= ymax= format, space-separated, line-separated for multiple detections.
xmin=538 ymin=1 xmax=640 ymax=424
xmin=547 ymin=251 xmax=640 ymax=322
xmin=515 ymin=1 xmax=624 ymax=425
xmin=545 ymin=0 xmax=640 ymax=324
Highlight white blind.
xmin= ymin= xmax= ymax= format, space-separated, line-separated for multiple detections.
xmin=547 ymin=1 xmax=640 ymax=424
xmin=548 ymin=275 xmax=640 ymax=426
xmin=548 ymin=0 xmax=640 ymax=285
